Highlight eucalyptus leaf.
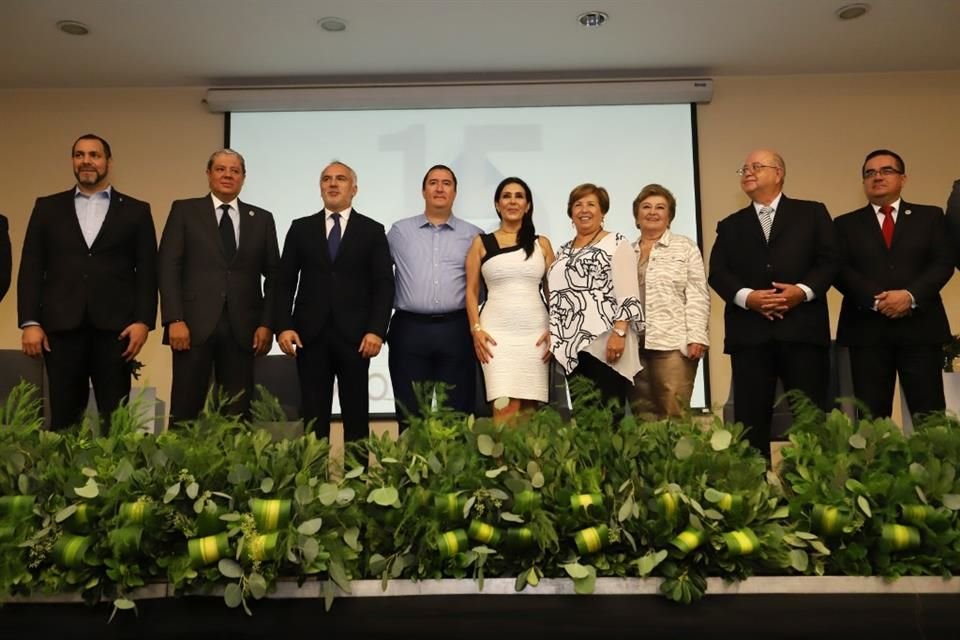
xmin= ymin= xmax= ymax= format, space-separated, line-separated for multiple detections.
xmin=55 ymin=504 xmax=78 ymax=523
xmin=369 ymin=487 xmax=399 ymax=506
xmin=218 ymin=558 xmax=243 ymax=579
xmin=635 ymin=550 xmax=667 ymax=577
xmin=618 ymin=496 xmax=634 ymax=523
xmin=344 ymin=527 xmax=360 ymax=551
xmin=328 ymin=559 xmax=352 ymax=594
xmin=185 ymin=482 xmax=199 ymax=500
xmin=81 ymin=467 xmax=98 ymax=478
xmin=369 ymin=553 xmax=387 ymax=574
xmin=223 ymin=583 xmax=243 ymax=608
xmin=531 ymin=472 xmax=545 ymax=489
xmin=113 ymin=597 xmax=135 ymax=610
xmin=857 ymin=495 xmax=872 ymax=517
xmin=500 ymin=512 xmax=524 ymax=523
xmin=703 ymin=488 xmax=724 ymax=503
xmin=562 ymin=562 xmax=589 ymax=579
xmin=573 ymin=566 xmax=597 ymax=595
xmin=488 ymin=489 xmax=510 ymax=501
xmin=477 ymin=435 xmax=494 ymax=456
xmin=789 ymin=549 xmax=809 ymax=572
xmin=810 ymin=540 xmax=831 ymax=555
xmin=247 ymin=572 xmax=268 ymax=599
xmin=703 ymin=509 xmax=724 ymax=520
xmin=297 ymin=518 xmax=323 ymax=535
xmin=337 ymin=487 xmax=356 ymax=504
xmin=163 ymin=482 xmax=181 ymax=504
xmin=770 ymin=506 xmax=790 ymax=519
xmin=295 ymin=484 xmax=315 ymax=506
xmin=491 ymin=442 xmax=504 ymax=457
xmin=74 ymin=478 xmax=99 ymax=499
xmin=942 ymin=494 xmax=960 ymax=510
xmin=485 ymin=465 xmax=508 ymax=478
xmin=260 ymin=477 xmax=275 ymax=493
xmin=113 ymin=458 xmax=134 ymax=483
xmin=302 ymin=537 xmax=320 ymax=564
xmin=710 ymin=429 xmax=732 ymax=451
xmin=463 ymin=496 xmax=476 ymax=519
xmin=344 ymin=466 xmax=365 ymax=479
xmin=17 ymin=473 xmax=30 ymax=495
xmin=674 ymin=436 xmax=695 ymax=460
xmin=526 ymin=461 xmax=541 ymax=477
xmin=317 ymin=482 xmax=339 ymax=506
xmin=848 ymin=433 xmax=867 ymax=450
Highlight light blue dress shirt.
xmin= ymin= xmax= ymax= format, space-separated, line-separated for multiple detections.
xmin=74 ymin=186 xmax=112 ymax=248
xmin=387 ymin=213 xmax=481 ymax=314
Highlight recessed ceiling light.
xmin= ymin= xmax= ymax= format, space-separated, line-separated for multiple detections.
xmin=577 ymin=11 xmax=608 ymax=28
xmin=56 ymin=20 xmax=90 ymax=36
xmin=835 ymin=3 xmax=870 ymax=20
xmin=318 ymin=17 xmax=348 ymax=32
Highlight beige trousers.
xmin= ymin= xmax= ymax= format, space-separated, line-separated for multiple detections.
xmin=630 ymin=348 xmax=699 ymax=419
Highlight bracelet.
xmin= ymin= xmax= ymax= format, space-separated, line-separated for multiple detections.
xmin=471 ymin=323 xmax=482 ymax=333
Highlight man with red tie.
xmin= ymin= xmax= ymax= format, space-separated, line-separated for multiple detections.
xmin=835 ymin=149 xmax=953 ymax=421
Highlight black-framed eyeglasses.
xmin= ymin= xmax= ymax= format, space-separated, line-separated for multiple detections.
xmin=862 ymin=166 xmax=903 ymax=180
xmin=736 ymin=163 xmax=779 ymax=176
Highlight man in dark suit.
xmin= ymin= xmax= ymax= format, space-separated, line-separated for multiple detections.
xmin=18 ymin=133 xmax=157 ymax=429
xmin=0 ymin=214 xmax=10 ymax=303
xmin=158 ymin=149 xmax=279 ymax=424
xmin=947 ymin=179 xmax=960 ymax=270
xmin=275 ymin=161 xmax=394 ymax=441
xmin=709 ymin=148 xmax=837 ymax=457
xmin=835 ymin=149 xmax=953 ymax=420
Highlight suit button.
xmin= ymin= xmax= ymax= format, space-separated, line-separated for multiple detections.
xmin=88 ymin=252 xmax=93 ymax=257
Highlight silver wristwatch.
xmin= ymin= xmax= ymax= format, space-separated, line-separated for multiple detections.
xmin=612 ymin=327 xmax=626 ymax=337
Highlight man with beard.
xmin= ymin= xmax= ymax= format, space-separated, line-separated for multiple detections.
xmin=709 ymin=148 xmax=837 ymax=458
xmin=386 ymin=165 xmax=481 ymax=428
xmin=18 ymin=134 xmax=157 ymax=429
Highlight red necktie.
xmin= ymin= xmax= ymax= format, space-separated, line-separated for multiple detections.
xmin=880 ymin=204 xmax=894 ymax=248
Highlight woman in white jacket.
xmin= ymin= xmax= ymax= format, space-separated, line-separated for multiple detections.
xmin=630 ymin=184 xmax=709 ymax=418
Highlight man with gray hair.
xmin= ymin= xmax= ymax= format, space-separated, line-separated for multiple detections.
xmin=274 ymin=161 xmax=394 ymax=441
xmin=158 ymin=149 xmax=280 ymax=423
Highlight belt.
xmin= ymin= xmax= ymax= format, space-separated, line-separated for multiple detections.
xmin=394 ymin=309 xmax=467 ymax=322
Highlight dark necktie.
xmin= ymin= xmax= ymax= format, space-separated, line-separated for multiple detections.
xmin=328 ymin=212 xmax=342 ymax=260
xmin=880 ymin=204 xmax=894 ymax=248
xmin=219 ymin=204 xmax=237 ymax=261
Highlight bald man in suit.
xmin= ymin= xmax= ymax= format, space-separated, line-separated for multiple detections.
xmin=158 ymin=149 xmax=279 ymax=423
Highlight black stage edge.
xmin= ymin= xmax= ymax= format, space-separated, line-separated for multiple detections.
xmin=2 ymin=592 xmax=959 ymax=640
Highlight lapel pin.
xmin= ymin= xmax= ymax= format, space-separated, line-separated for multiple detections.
xmin=248 ymin=210 xmax=255 ymax=217
xmin=904 ymin=209 xmax=911 ymax=216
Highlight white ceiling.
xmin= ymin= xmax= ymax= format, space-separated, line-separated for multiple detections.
xmin=3 ymin=0 xmax=959 ymax=89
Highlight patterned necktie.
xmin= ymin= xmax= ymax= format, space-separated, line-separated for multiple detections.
xmin=758 ymin=206 xmax=774 ymax=242
xmin=328 ymin=212 xmax=342 ymax=260
xmin=880 ymin=204 xmax=895 ymax=248
xmin=218 ymin=204 xmax=237 ymax=261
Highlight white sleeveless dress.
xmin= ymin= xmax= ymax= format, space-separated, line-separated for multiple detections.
xmin=479 ymin=236 xmax=549 ymax=402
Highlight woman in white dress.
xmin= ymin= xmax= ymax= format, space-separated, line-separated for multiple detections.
xmin=466 ymin=177 xmax=555 ymax=422
xmin=547 ymin=183 xmax=644 ymax=419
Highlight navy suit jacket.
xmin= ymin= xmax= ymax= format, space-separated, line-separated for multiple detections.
xmin=17 ymin=189 xmax=157 ymax=332
xmin=274 ymin=209 xmax=394 ymax=345
xmin=709 ymin=195 xmax=837 ymax=353
xmin=834 ymin=202 xmax=952 ymax=346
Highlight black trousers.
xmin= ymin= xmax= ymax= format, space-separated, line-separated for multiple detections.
xmin=730 ymin=342 xmax=830 ymax=457
xmin=44 ymin=325 xmax=132 ymax=430
xmin=169 ymin=312 xmax=254 ymax=425
xmin=296 ymin=327 xmax=370 ymax=442
xmin=567 ymin=351 xmax=628 ymax=423
xmin=387 ymin=310 xmax=476 ymax=430
xmin=848 ymin=343 xmax=945 ymax=420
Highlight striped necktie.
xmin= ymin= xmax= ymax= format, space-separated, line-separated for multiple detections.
xmin=758 ymin=206 xmax=774 ymax=242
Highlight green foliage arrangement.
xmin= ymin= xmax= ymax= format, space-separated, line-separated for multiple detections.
xmin=1 ymin=381 xmax=959 ymax=618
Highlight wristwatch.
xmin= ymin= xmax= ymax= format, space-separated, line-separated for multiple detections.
xmin=612 ymin=327 xmax=626 ymax=337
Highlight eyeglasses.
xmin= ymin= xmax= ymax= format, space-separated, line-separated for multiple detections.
xmin=736 ymin=163 xmax=780 ymax=176
xmin=862 ymin=166 xmax=903 ymax=180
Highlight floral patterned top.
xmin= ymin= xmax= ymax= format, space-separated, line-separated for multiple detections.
xmin=547 ymin=231 xmax=644 ymax=380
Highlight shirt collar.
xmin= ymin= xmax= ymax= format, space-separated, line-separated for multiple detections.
xmin=417 ymin=212 xmax=456 ymax=229
xmin=325 ymin=208 xmax=352 ymax=221
xmin=871 ymin=198 xmax=902 ymax=215
xmin=74 ymin=185 xmax=112 ymax=200
xmin=211 ymin=194 xmax=239 ymax=211
xmin=752 ymin=192 xmax=783 ymax=215
xmin=634 ymin=227 xmax=673 ymax=249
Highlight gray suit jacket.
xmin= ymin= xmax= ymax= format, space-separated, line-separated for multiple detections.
xmin=158 ymin=195 xmax=280 ymax=349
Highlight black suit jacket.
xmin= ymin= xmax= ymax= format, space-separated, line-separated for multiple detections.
xmin=834 ymin=202 xmax=952 ymax=346
xmin=158 ymin=195 xmax=280 ymax=348
xmin=709 ymin=195 xmax=837 ymax=353
xmin=274 ymin=209 xmax=394 ymax=345
xmin=0 ymin=214 xmax=10 ymax=304
xmin=17 ymin=189 xmax=157 ymax=332
xmin=946 ymin=179 xmax=960 ymax=270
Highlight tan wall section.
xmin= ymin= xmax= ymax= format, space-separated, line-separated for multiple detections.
xmin=1 ymin=72 xmax=959 ymax=424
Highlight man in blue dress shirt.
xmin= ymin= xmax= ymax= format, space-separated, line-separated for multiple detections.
xmin=387 ymin=165 xmax=482 ymax=428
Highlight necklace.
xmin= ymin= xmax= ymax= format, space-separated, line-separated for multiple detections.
xmin=572 ymin=227 xmax=603 ymax=252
